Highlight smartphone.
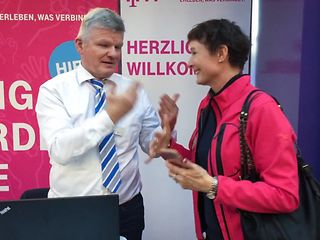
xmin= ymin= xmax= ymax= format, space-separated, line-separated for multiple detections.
xmin=159 ymin=148 xmax=181 ymax=160
xmin=159 ymin=148 xmax=187 ymax=167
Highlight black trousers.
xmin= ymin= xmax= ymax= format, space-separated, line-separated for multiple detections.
xmin=119 ymin=193 xmax=145 ymax=240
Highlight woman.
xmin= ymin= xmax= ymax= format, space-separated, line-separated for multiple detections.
xmin=149 ymin=19 xmax=299 ymax=240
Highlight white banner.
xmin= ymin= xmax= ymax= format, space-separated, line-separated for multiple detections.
xmin=121 ymin=1 xmax=252 ymax=239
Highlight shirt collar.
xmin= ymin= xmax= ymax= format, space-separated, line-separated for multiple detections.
xmin=76 ymin=63 xmax=117 ymax=87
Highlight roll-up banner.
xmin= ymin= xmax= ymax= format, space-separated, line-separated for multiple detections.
xmin=120 ymin=1 xmax=252 ymax=239
xmin=0 ymin=0 xmax=119 ymax=200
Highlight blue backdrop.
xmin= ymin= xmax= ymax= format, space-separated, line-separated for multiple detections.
xmin=298 ymin=0 xmax=320 ymax=178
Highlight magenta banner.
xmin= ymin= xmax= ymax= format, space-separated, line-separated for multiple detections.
xmin=0 ymin=0 xmax=119 ymax=200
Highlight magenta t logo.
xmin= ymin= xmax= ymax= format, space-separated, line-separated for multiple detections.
xmin=127 ymin=0 xmax=159 ymax=8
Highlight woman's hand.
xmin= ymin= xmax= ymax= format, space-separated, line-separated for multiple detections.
xmin=147 ymin=114 xmax=172 ymax=161
xmin=159 ymin=94 xmax=179 ymax=132
xmin=166 ymin=159 xmax=213 ymax=193
xmin=147 ymin=94 xmax=179 ymax=162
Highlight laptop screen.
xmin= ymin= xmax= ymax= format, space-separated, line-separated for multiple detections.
xmin=0 ymin=194 xmax=119 ymax=240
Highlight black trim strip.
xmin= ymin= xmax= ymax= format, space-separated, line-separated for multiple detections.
xmin=216 ymin=123 xmax=226 ymax=175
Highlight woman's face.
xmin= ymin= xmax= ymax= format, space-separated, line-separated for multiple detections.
xmin=188 ymin=40 xmax=222 ymax=87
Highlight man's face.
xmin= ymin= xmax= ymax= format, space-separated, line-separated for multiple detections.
xmin=76 ymin=27 xmax=123 ymax=80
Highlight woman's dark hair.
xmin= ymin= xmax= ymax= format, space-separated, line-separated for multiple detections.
xmin=187 ymin=19 xmax=250 ymax=69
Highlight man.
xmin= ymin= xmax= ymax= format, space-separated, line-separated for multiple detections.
xmin=36 ymin=8 xmax=160 ymax=240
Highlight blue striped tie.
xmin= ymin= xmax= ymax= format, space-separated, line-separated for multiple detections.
xmin=90 ymin=79 xmax=121 ymax=193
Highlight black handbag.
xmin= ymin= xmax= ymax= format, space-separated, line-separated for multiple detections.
xmin=239 ymin=90 xmax=320 ymax=240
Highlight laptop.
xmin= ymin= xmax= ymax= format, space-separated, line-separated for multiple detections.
xmin=0 ymin=194 xmax=119 ymax=240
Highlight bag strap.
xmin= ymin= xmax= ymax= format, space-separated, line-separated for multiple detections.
xmin=239 ymin=90 xmax=320 ymax=199
xmin=240 ymin=89 xmax=284 ymax=180
xmin=239 ymin=90 xmax=262 ymax=180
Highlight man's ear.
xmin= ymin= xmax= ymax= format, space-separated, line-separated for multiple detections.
xmin=75 ymin=38 xmax=83 ymax=53
xmin=217 ymin=44 xmax=228 ymax=63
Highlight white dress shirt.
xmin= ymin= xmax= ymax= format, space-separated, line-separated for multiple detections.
xmin=36 ymin=64 xmax=160 ymax=204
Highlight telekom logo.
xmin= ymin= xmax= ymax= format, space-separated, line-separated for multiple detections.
xmin=127 ymin=0 xmax=159 ymax=8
